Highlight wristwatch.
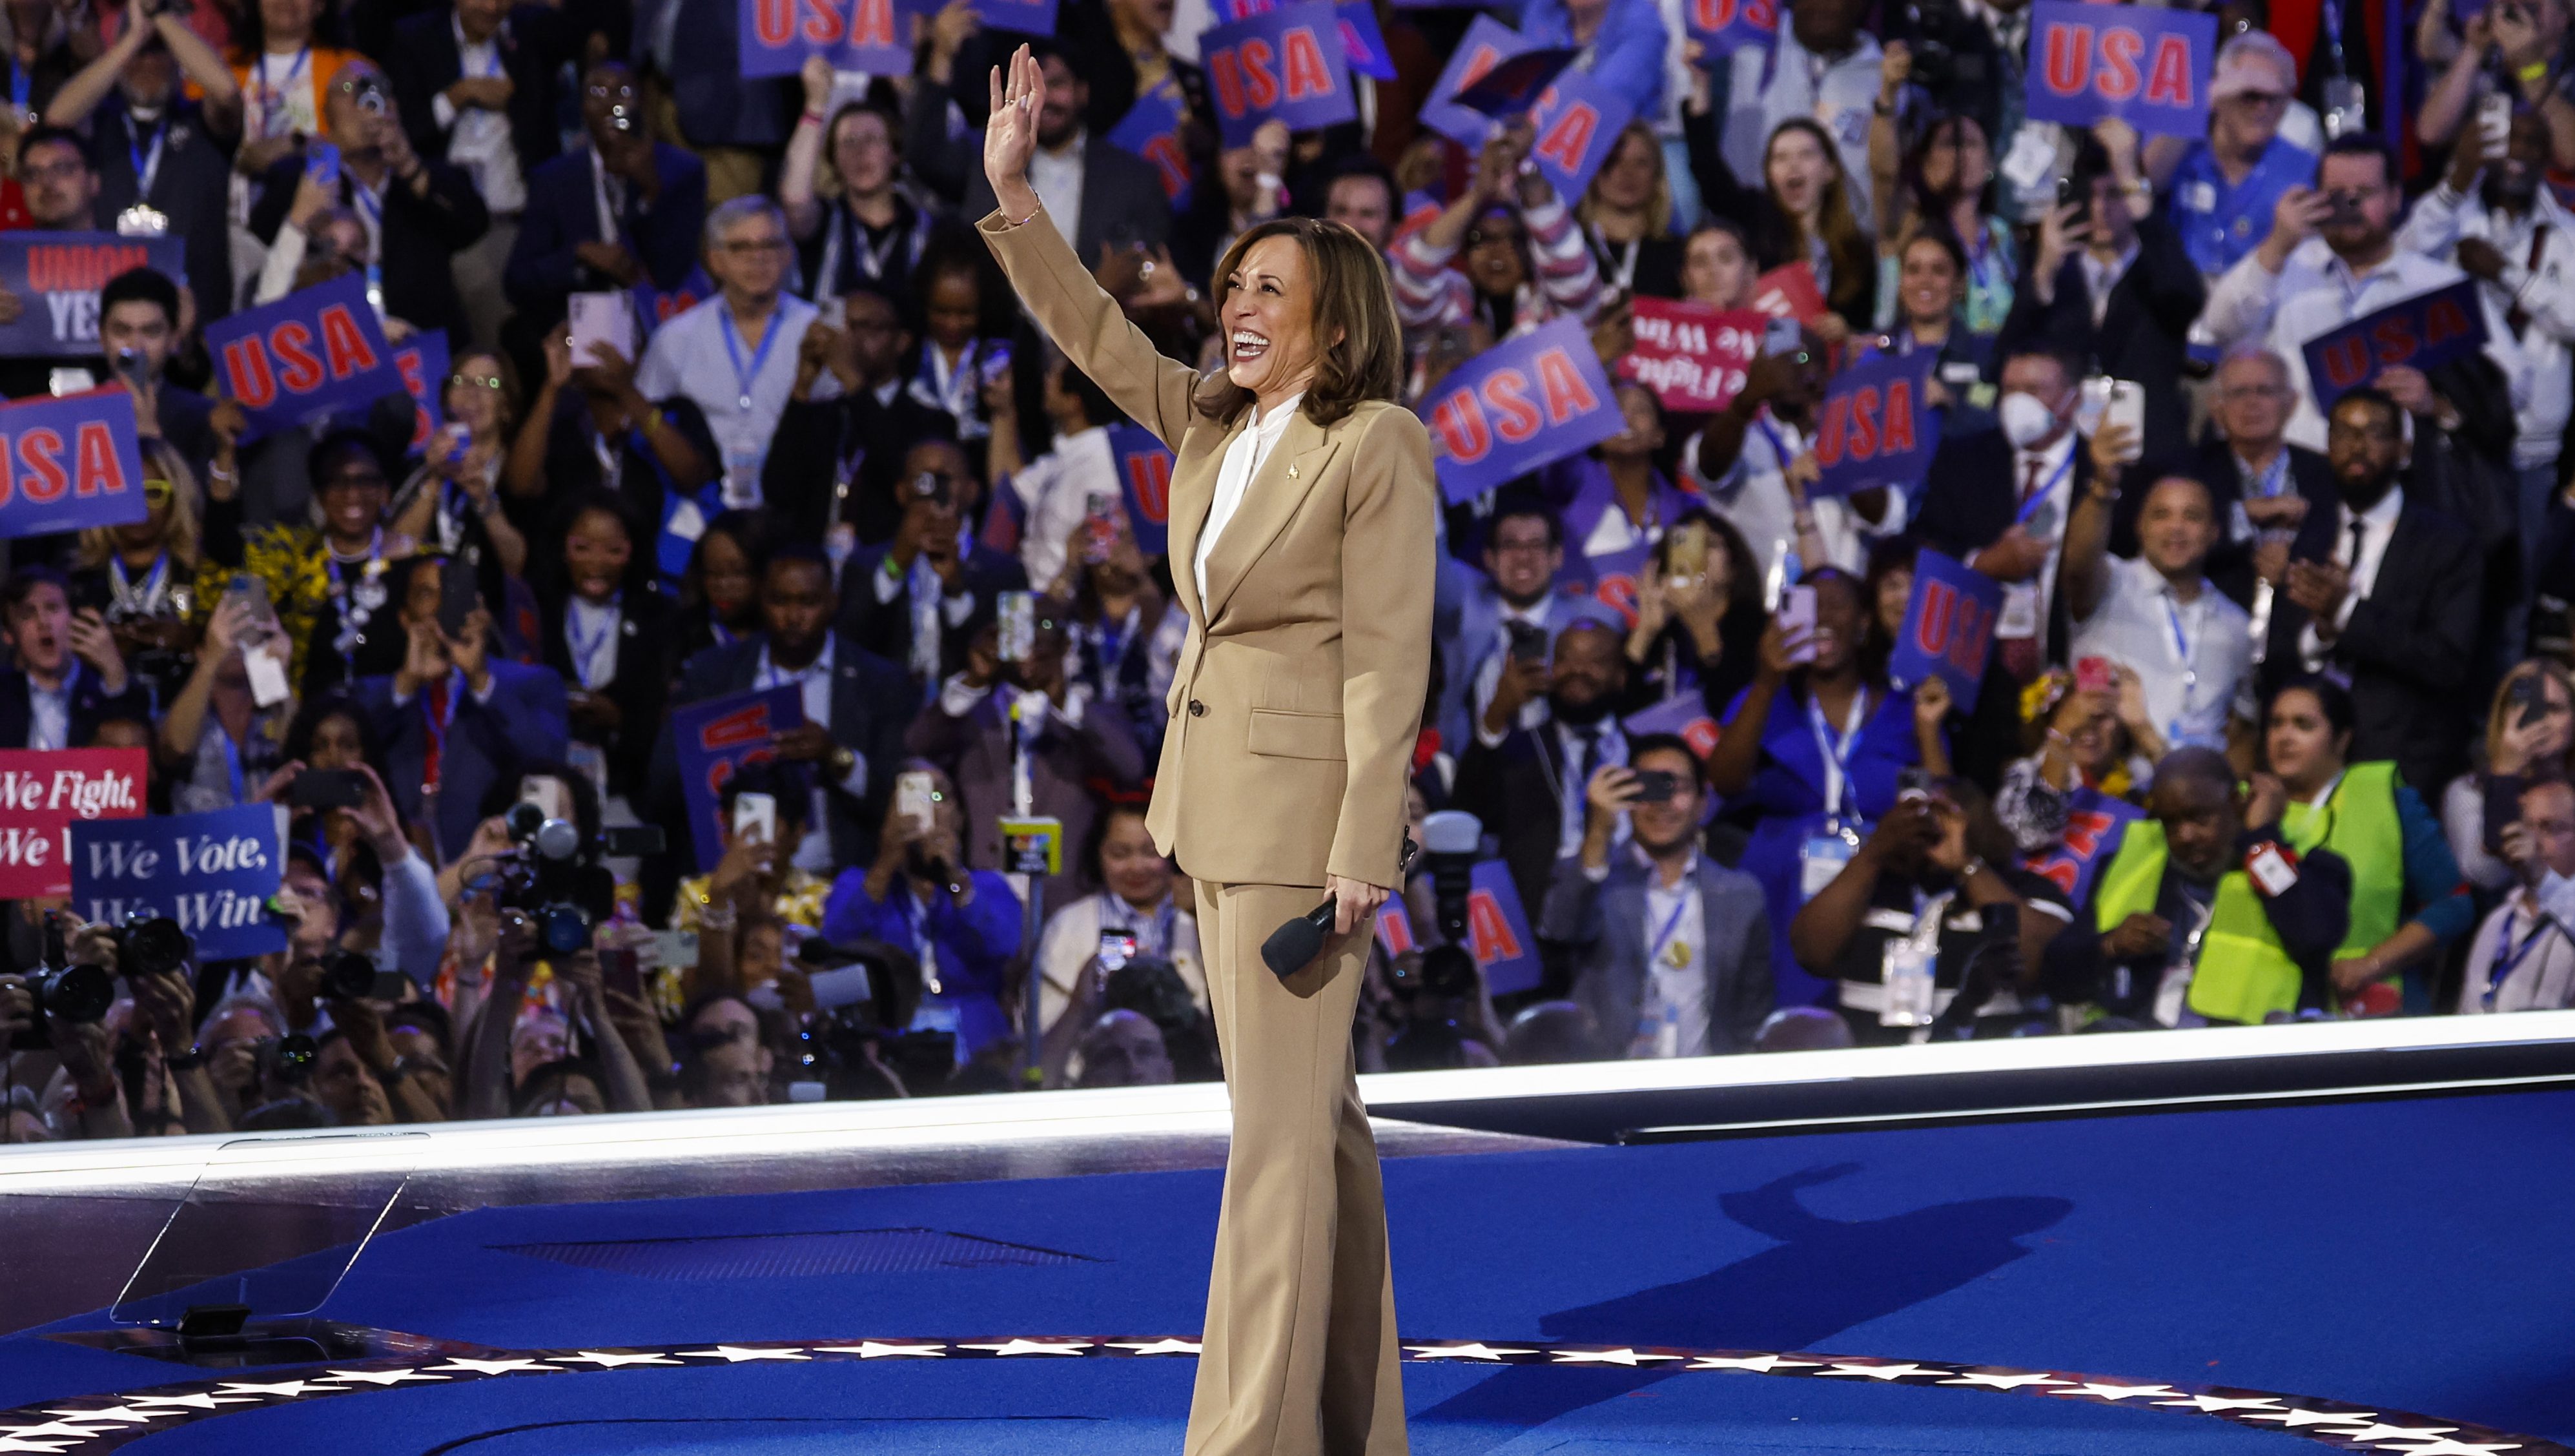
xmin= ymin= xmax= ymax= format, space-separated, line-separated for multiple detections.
xmin=165 ymin=1047 xmax=206 ymax=1071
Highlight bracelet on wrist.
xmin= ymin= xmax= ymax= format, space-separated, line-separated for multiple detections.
xmin=1005 ymin=200 xmax=1043 ymax=228
xmin=165 ymin=1047 xmax=205 ymax=1071
xmin=800 ymin=107 xmax=826 ymax=125
xmin=2519 ymin=59 xmax=2551 ymax=85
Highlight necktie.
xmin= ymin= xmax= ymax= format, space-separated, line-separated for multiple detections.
xmin=2346 ymin=517 xmax=2367 ymax=574
xmin=2508 ymin=225 xmax=2549 ymax=337
xmin=422 ymin=676 xmax=450 ymax=792
xmin=1570 ymin=724 xmax=1603 ymax=802
xmin=2020 ymin=455 xmax=2044 ymax=506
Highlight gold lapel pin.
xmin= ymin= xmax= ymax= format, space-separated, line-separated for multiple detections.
xmin=1288 ymin=466 xmax=1300 ymax=478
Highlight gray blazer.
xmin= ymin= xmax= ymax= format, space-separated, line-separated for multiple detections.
xmin=1540 ymin=850 xmax=1774 ymax=1058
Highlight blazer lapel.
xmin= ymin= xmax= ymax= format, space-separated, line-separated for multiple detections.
xmin=1202 ymin=410 xmax=1340 ymax=626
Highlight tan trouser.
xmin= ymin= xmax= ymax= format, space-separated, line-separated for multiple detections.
xmin=1186 ymin=881 xmax=1409 ymax=1456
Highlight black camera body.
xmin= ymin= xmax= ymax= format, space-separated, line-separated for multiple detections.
xmin=784 ymin=938 xmax=954 ymax=1098
xmin=493 ymin=802 xmax=662 ymax=954
xmin=6 ymin=912 xmax=189 ymax=1050
xmin=1894 ymin=0 xmax=1996 ymax=121
xmin=1384 ymin=810 xmax=1489 ymax=1014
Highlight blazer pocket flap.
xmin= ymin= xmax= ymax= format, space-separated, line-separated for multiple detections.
xmin=1246 ymin=708 xmax=1345 ymax=761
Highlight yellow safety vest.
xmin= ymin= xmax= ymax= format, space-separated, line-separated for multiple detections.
xmin=2092 ymin=819 xmax=2306 ymax=1025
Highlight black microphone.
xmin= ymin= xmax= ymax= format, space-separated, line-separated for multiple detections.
xmin=1260 ymin=834 xmax=1418 ymax=979
xmin=1260 ymin=899 xmax=1338 ymax=978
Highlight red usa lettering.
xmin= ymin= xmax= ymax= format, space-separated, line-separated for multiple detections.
xmin=1466 ymin=887 xmax=1524 ymax=961
xmin=1279 ymin=25 xmax=1333 ymax=99
xmin=2042 ymin=21 xmax=2197 ymax=107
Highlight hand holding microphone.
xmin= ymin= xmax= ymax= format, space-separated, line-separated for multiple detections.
xmin=1260 ymin=836 xmax=1416 ymax=978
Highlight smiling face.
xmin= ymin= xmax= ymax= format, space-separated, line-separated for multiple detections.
xmin=1765 ymin=126 xmax=1834 ymax=218
xmin=1482 ymin=511 xmax=1561 ymax=607
xmin=315 ymin=447 xmax=390 ymax=545
xmin=1627 ymin=743 xmax=1706 ymax=857
xmin=1806 ymin=573 xmax=1865 ymax=674
xmin=1035 ymin=53 xmax=1085 ymax=149
xmin=1897 ymin=236 xmax=1962 ymax=329
xmin=1874 ymin=565 xmax=1913 ymax=640
xmin=2137 ymin=477 xmax=2218 ymax=579
xmin=565 ymin=506 xmax=632 ymax=602
xmin=1098 ymin=810 xmax=1170 ymax=908
xmin=1682 ymin=227 xmax=1754 ymax=309
xmin=1222 ymin=232 xmax=1326 ymax=404
xmin=444 ymin=353 xmax=507 ymax=437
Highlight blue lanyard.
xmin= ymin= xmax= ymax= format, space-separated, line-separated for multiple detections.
xmin=2488 ymin=908 xmax=2559 ymax=1009
xmin=718 ymin=305 xmax=783 ymax=415
xmin=1647 ymin=888 xmax=1692 ymax=966
xmin=2013 ymin=449 xmax=2075 ymax=527
xmin=258 ymin=46 xmax=309 ymax=131
xmin=2245 ymin=451 xmax=2289 ymax=501
xmin=565 ymin=595 xmax=620 ymax=690
xmin=9 ymin=66 xmax=26 ymax=115
xmin=1805 ymin=690 xmax=1869 ymax=826
xmin=216 ymin=723 xmax=245 ymax=805
xmin=125 ymin=113 xmax=164 ymax=198
xmin=109 ymin=552 xmax=169 ymax=610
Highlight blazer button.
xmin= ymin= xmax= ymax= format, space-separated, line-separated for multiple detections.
xmin=1188 ymin=699 xmax=1205 ymax=717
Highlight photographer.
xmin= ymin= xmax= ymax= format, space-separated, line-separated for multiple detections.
xmin=268 ymin=757 xmax=451 ymax=987
xmin=458 ymin=912 xmax=648 ymax=1120
xmin=247 ymin=59 xmax=491 ymax=342
xmin=1789 ymin=777 xmax=2071 ymax=1044
xmin=819 ymin=761 xmax=1020 ymax=1067
xmin=1545 ymin=736 xmax=1774 ymax=1060
xmin=842 ymin=438 xmax=1027 ymax=686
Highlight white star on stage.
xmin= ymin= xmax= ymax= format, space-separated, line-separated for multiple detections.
xmin=1546 ymin=1349 xmax=1683 ymax=1367
xmin=127 ymin=1393 xmax=256 ymax=1410
xmin=214 ymin=1382 xmax=334 ymax=1399
xmin=1940 ymin=1371 xmax=2067 ymax=1390
xmin=1687 ymin=1354 xmax=1817 ymax=1372
xmin=960 ymin=1340 xmax=1093 ymax=1357
xmin=424 ymin=1359 xmax=561 ymax=1376
xmin=1818 ymin=1362 xmax=1940 ymax=1380
xmin=0 ymin=1438 xmax=82 ymax=1453
xmin=2155 ymin=1394 xmax=2283 ymax=1413
xmin=8 ymin=1422 xmax=132 ymax=1440
xmin=556 ymin=1350 xmax=682 ymax=1368
xmin=814 ymin=1342 xmax=950 ymax=1359
xmin=1404 ymin=1344 xmax=1535 ymax=1361
xmin=1107 ymin=1340 xmax=1202 ymax=1357
xmin=2242 ymin=1408 xmax=2379 ymax=1428
xmin=37 ymin=1407 xmax=159 ymax=1424
xmin=2328 ymin=1424 xmax=2462 ymax=1444
xmin=2060 ymin=1382 xmax=2176 ymax=1401
xmin=677 ymin=1346 xmax=810 ymax=1363
xmin=319 ymin=1368 xmax=449 ymax=1386
xmin=2368 ymin=1439 xmax=2523 ymax=1455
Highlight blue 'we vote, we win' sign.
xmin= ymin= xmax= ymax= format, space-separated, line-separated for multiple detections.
xmin=70 ymin=803 xmax=288 ymax=961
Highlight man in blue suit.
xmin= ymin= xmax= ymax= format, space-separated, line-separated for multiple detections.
xmin=354 ymin=555 xmax=569 ymax=862
xmin=504 ymin=60 xmax=708 ymax=334
xmin=1542 ymin=733 xmax=1775 ymax=1058
xmin=1437 ymin=493 xmax=1619 ymax=754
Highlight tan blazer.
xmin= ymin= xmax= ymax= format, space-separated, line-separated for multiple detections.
xmin=980 ymin=210 xmax=1435 ymax=890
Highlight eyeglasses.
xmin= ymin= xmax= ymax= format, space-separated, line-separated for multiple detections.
xmin=719 ymin=238 xmax=788 ymax=254
xmin=21 ymin=158 xmax=86 ymax=182
xmin=449 ymin=372 xmax=505 ymax=391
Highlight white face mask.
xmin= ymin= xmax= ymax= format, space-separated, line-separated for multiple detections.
xmin=1998 ymin=390 xmax=2062 ymax=449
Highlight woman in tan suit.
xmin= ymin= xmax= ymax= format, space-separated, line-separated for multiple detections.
xmin=981 ymin=45 xmax=1433 ymax=1456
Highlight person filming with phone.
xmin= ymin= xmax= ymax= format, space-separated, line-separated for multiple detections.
xmin=2459 ymin=774 xmax=2575 ymax=1012
xmin=1544 ymin=734 xmax=1774 ymax=1059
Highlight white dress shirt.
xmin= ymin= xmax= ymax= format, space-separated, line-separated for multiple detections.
xmin=1029 ymin=130 xmax=1087 ymax=256
xmin=2078 ymin=240 xmax=2140 ymax=327
xmin=432 ymin=17 xmax=525 ymax=214
xmin=1681 ymin=411 xmax=1905 ymax=582
xmin=2201 ymin=236 xmax=2525 ymax=452
xmin=1194 ymin=391 xmax=1302 ymax=609
xmin=634 ymin=293 xmax=829 ymax=507
xmin=564 ymin=595 xmax=621 ymax=690
xmin=26 ymin=670 xmax=71 ymax=752
xmin=2069 ymin=555 xmax=2253 ymax=749
xmin=1994 ymin=428 xmax=2080 ymax=641
xmin=2299 ymin=486 xmax=2403 ymax=670
xmin=1632 ymin=848 xmax=1708 ymax=1058
xmin=2396 ymin=181 xmax=2575 ymax=469
xmin=1009 ymin=424 xmax=1120 ymax=589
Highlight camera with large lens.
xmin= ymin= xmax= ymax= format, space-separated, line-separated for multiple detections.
xmin=491 ymin=801 xmax=663 ymax=955
xmin=785 ymin=938 xmax=954 ymax=1098
xmin=6 ymin=912 xmax=181 ymax=1050
xmin=1894 ymin=0 xmax=1989 ymax=112
xmin=1381 ymin=810 xmax=1490 ymax=1070
xmin=110 ymin=914 xmax=192 ymax=979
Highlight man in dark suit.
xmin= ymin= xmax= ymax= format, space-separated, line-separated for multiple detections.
xmin=1914 ymin=345 xmax=2093 ymax=675
xmin=2120 ymin=346 xmax=2332 ymax=612
xmin=766 ymin=289 xmax=959 ymax=546
xmin=249 ymin=59 xmax=489 ymax=342
xmin=385 ymin=0 xmax=568 ymax=349
xmin=353 ymin=555 xmax=569 ymax=859
xmin=841 ymin=438 xmax=1027 ymax=686
xmin=0 ymin=567 xmax=149 ymax=748
xmin=504 ymin=60 xmax=707 ymax=336
xmin=940 ymin=38 xmax=1172 ymax=260
xmin=44 ymin=14 xmax=238 ymax=325
xmin=2260 ymin=388 xmax=2485 ymax=795
xmin=656 ymin=543 xmax=918 ymax=890
xmin=1995 ymin=139 xmax=2206 ymax=465
xmin=1453 ymin=619 xmax=1632 ymax=930
xmin=1543 ymin=733 xmax=1774 ymax=1057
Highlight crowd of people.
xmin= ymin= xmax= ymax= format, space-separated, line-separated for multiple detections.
xmin=2 ymin=0 xmax=2574 ymax=1146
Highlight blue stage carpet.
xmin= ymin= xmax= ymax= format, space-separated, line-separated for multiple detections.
xmin=5 ymin=1087 xmax=2572 ymax=1453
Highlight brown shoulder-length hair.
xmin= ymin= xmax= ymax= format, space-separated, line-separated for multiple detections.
xmin=1196 ymin=217 xmax=1404 ymax=429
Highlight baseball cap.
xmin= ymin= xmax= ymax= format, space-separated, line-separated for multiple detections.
xmin=2210 ymin=32 xmax=2297 ymax=103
